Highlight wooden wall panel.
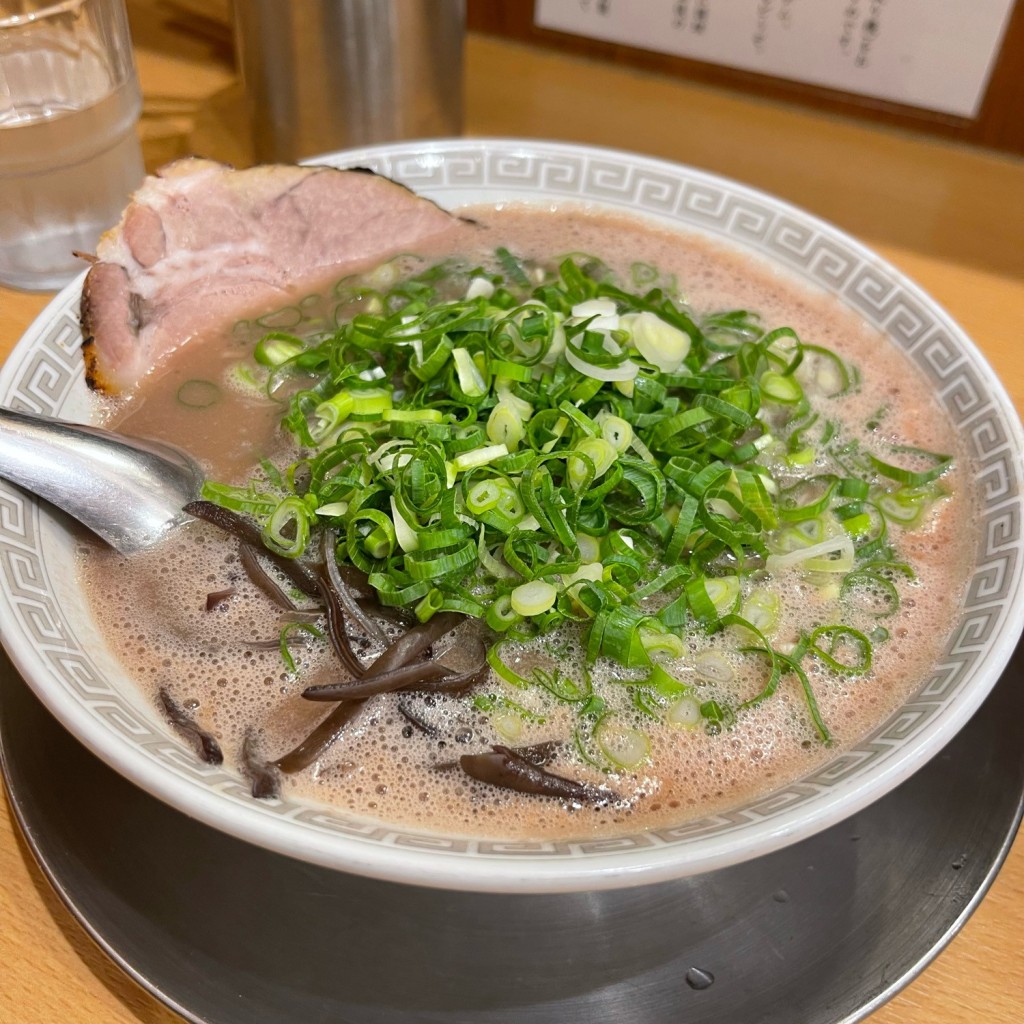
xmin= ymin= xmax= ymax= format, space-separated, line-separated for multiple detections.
xmin=466 ymin=0 xmax=1024 ymax=156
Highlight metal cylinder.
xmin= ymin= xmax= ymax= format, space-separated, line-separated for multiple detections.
xmin=232 ymin=0 xmax=465 ymax=164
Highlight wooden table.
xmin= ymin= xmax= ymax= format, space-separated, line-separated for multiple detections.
xmin=2 ymin=10 xmax=1022 ymax=1022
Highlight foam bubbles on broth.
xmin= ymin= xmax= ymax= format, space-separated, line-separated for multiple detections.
xmin=79 ymin=205 xmax=975 ymax=840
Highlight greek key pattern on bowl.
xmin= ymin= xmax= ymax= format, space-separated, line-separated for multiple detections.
xmin=1 ymin=140 xmax=1021 ymax=864
xmin=5 ymin=311 xmax=80 ymax=415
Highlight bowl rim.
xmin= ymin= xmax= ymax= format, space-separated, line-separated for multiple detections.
xmin=2 ymin=136 xmax=1022 ymax=892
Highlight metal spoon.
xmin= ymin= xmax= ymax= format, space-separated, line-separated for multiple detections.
xmin=0 ymin=407 xmax=204 ymax=556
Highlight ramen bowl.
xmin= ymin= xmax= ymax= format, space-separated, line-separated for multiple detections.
xmin=1 ymin=139 xmax=1021 ymax=892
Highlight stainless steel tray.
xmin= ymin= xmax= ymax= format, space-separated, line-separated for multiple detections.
xmin=2 ymin=643 xmax=1022 ymax=1024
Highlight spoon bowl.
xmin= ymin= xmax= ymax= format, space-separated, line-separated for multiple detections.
xmin=0 ymin=407 xmax=204 ymax=555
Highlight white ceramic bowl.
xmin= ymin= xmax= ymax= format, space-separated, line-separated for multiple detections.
xmin=2 ymin=139 xmax=1022 ymax=892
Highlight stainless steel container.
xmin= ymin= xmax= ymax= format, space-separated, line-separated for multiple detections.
xmin=233 ymin=0 xmax=464 ymax=163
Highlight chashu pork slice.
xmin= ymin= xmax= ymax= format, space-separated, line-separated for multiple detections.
xmin=80 ymin=158 xmax=468 ymax=394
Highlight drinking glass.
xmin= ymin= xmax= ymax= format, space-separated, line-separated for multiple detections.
xmin=0 ymin=0 xmax=144 ymax=291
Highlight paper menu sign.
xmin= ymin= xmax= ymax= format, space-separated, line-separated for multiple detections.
xmin=534 ymin=0 xmax=1015 ymax=118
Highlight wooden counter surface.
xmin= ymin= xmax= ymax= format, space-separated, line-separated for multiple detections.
xmin=1 ymin=10 xmax=1022 ymax=1022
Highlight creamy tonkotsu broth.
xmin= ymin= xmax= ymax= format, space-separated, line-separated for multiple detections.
xmin=80 ymin=206 xmax=975 ymax=840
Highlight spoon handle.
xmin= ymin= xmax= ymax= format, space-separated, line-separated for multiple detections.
xmin=0 ymin=407 xmax=204 ymax=555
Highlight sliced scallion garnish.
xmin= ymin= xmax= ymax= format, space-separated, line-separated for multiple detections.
xmin=205 ymin=247 xmax=954 ymax=754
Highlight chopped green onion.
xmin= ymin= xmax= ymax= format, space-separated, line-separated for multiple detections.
xmin=201 ymin=246 xmax=951 ymax=754
xmin=383 ymin=407 xmax=444 ymax=424
xmin=452 ymin=443 xmax=509 ymax=473
xmin=485 ymin=594 xmax=522 ymax=632
xmin=623 ymin=310 xmax=691 ymax=371
xmin=739 ymin=588 xmax=781 ymax=635
xmin=667 ymin=695 xmax=702 ymax=728
xmin=694 ymin=651 xmax=735 ymax=685
xmin=510 ymin=579 xmax=558 ymax=617
xmin=311 ymin=391 xmax=354 ymax=441
xmin=598 ymin=414 xmax=634 ymax=452
xmin=452 ymin=347 xmax=488 ymax=397
xmin=806 ymin=625 xmax=873 ymax=675
xmin=760 ymin=370 xmax=803 ymax=404
xmin=568 ymin=437 xmax=616 ymax=490
xmin=486 ymin=402 xmax=526 ymax=449
xmin=176 ymin=379 xmax=221 ymax=409
xmin=686 ymin=574 xmax=740 ymax=626
xmin=350 ymin=388 xmax=392 ymax=418
xmin=868 ymin=446 xmax=952 ymax=487
xmin=262 ymin=496 xmax=311 ymax=558
xmin=254 ymin=332 xmax=305 ymax=367
xmin=594 ymin=716 xmax=650 ymax=769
